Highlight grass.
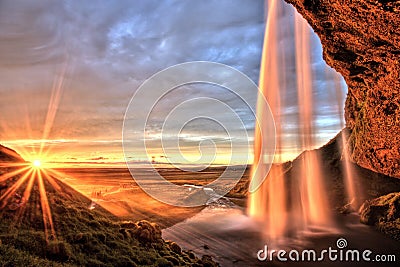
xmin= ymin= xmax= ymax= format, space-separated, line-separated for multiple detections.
xmin=0 ymin=169 xmax=218 ymax=267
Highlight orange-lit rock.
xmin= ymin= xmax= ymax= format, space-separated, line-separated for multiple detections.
xmin=285 ymin=0 xmax=400 ymax=178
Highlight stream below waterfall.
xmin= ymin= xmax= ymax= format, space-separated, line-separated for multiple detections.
xmin=162 ymin=203 xmax=399 ymax=267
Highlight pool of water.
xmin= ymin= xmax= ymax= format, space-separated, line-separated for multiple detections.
xmin=163 ymin=205 xmax=399 ymax=267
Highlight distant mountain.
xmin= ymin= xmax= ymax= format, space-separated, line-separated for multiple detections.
xmin=0 ymin=144 xmax=25 ymax=162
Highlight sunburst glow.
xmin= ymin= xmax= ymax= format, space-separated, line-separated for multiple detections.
xmin=0 ymin=59 xmax=72 ymax=244
xmin=0 ymin=156 xmax=62 ymax=242
xmin=33 ymin=159 xmax=42 ymax=168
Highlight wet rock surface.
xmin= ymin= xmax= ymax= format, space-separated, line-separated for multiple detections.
xmin=284 ymin=0 xmax=400 ymax=178
xmin=359 ymin=192 xmax=400 ymax=225
xmin=359 ymin=192 xmax=400 ymax=240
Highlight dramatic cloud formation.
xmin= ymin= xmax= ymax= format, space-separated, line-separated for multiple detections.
xmin=0 ymin=0 xmax=346 ymax=166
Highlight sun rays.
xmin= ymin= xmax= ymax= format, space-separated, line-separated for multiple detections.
xmin=0 ymin=55 xmax=71 ymax=165
xmin=0 ymin=157 xmax=63 ymax=242
xmin=37 ymin=169 xmax=56 ymax=241
xmin=0 ymin=58 xmax=72 ymax=243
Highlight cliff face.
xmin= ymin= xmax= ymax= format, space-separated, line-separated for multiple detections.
xmin=284 ymin=0 xmax=400 ymax=177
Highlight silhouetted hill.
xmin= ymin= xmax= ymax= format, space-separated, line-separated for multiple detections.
xmin=296 ymin=129 xmax=400 ymax=208
xmin=229 ymin=128 xmax=400 ymax=210
xmin=0 ymin=144 xmax=25 ymax=162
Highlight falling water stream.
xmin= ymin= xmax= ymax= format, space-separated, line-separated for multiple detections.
xmin=163 ymin=2 xmax=400 ymax=266
xmin=247 ymin=0 xmax=287 ymax=239
xmin=248 ymin=0 xmax=341 ymax=240
xmin=332 ymin=74 xmax=363 ymax=209
xmin=294 ymin=10 xmax=332 ymax=228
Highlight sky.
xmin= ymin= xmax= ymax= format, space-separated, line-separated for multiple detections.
xmin=0 ymin=0 xmax=346 ymax=167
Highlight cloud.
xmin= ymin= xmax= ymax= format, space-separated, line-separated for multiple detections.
xmin=0 ymin=0 xmax=265 ymax=138
xmin=0 ymin=0 xmax=347 ymax=163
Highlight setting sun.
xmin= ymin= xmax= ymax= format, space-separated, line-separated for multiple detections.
xmin=32 ymin=159 xmax=42 ymax=168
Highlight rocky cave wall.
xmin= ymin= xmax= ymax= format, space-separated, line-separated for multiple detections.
xmin=284 ymin=0 xmax=400 ymax=178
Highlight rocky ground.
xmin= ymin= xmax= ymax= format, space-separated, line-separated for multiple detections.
xmin=359 ymin=192 xmax=400 ymax=241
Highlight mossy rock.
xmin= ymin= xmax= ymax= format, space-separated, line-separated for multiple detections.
xmin=360 ymin=192 xmax=400 ymax=225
